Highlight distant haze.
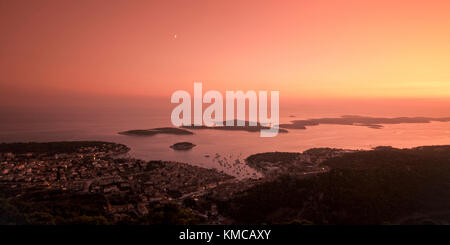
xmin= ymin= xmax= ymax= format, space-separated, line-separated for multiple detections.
xmin=1 ymin=0 xmax=450 ymax=108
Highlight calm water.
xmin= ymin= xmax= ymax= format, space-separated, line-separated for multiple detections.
xmin=1 ymin=108 xmax=450 ymax=178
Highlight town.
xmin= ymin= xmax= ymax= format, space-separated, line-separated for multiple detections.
xmin=0 ymin=142 xmax=236 ymax=222
xmin=0 ymin=141 xmax=347 ymax=224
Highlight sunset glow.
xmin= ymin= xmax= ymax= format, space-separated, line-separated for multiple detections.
xmin=1 ymin=0 xmax=449 ymax=102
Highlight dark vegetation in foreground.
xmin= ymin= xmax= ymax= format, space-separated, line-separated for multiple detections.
xmin=218 ymin=146 xmax=450 ymax=224
xmin=0 ymin=188 xmax=200 ymax=225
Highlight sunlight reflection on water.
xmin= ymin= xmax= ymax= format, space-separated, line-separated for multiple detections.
xmin=1 ymin=114 xmax=449 ymax=178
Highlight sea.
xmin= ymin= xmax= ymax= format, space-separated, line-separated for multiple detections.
xmin=1 ymin=105 xmax=450 ymax=178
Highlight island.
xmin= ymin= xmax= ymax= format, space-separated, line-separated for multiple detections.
xmin=118 ymin=127 xmax=193 ymax=136
xmin=279 ymin=115 xmax=450 ymax=130
xmin=182 ymin=120 xmax=288 ymax=133
xmin=170 ymin=142 xmax=196 ymax=151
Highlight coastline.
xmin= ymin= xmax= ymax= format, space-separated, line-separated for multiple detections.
xmin=1 ymin=141 xmax=450 ymax=224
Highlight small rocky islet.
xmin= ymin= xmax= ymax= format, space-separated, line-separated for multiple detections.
xmin=170 ymin=142 xmax=196 ymax=151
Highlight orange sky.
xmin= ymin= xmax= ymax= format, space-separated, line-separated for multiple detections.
xmin=1 ymin=0 xmax=450 ymax=102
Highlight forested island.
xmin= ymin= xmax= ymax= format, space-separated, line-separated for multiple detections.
xmin=118 ymin=127 xmax=193 ymax=136
xmin=1 ymin=141 xmax=450 ymax=225
xmin=279 ymin=115 xmax=450 ymax=129
xmin=182 ymin=120 xmax=288 ymax=133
